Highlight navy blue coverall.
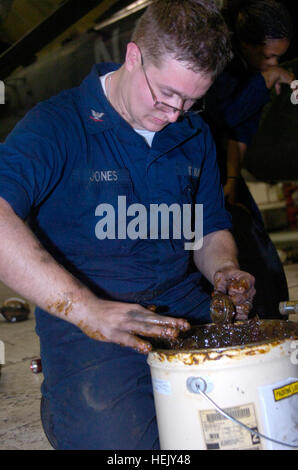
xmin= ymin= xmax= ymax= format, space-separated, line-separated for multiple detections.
xmin=0 ymin=63 xmax=232 ymax=449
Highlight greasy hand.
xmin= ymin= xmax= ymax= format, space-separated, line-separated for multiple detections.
xmin=77 ymin=300 xmax=190 ymax=354
xmin=213 ymin=267 xmax=256 ymax=320
xmin=261 ymin=66 xmax=295 ymax=95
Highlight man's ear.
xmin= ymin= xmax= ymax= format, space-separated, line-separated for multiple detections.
xmin=125 ymin=42 xmax=141 ymax=71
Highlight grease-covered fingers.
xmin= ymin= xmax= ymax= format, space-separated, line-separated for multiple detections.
xmin=228 ymin=278 xmax=256 ymax=298
xmin=229 ymin=282 xmax=256 ymax=320
xmin=110 ymin=330 xmax=154 ymax=354
xmin=116 ymin=309 xmax=189 ymax=352
xmin=125 ymin=319 xmax=180 ymax=339
xmin=234 ymin=299 xmax=254 ymax=321
xmin=213 ymin=268 xmax=256 ymax=320
xmin=77 ymin=300 xmax=190 ymax=354
xmin=127 ymin=308 xmax=190 ymax=332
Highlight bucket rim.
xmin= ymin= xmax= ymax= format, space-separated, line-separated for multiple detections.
xmin=150 ymin=336 xmax=290 ymax=355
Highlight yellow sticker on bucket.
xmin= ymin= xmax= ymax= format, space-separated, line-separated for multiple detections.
xmin=273 ymin=381 xmax=298 ymax=402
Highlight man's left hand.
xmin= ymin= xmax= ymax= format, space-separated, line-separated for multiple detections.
xmin=213 ymin=267 xmax=256 ymax=320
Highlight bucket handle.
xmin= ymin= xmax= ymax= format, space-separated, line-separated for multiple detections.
xmin=187 ymin=377 xmax=298 ymax=449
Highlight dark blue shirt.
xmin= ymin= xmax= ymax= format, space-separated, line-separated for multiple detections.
xmin=205 ymin=56 xmax=270 ymax=146
xmin=0 ymin=63 xmax=231 ymax=303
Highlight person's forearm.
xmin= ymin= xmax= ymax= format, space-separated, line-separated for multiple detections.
xmin=224 ymin=140 xmax=248 ymax=203
xmin=226 ymin=140 xmax=247 ymax=178
xmin=193 ymin=230 xmax=239 ymax=285
xmin=0 ymin=197 xmax=190 ymax=352
xmin=0 ymin=197 xmax=97 ymax=326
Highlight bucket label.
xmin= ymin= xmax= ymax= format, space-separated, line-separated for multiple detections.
xmin=259 ymin=377 xmax=298 ymax=450
xmin=152 ymin=377 xmax=172 ymax=396
xmin=199 ymin=403 xmax=261 ymax=450
xmin=273 ymin=381 xmax=298 ymax=402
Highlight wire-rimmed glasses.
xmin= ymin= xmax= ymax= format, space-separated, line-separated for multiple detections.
xmin=138 ymin=47 xmax=205 ymax=115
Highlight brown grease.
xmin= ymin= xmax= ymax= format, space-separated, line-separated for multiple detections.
xmin=77 ymin=322 xmax=152 ymax=354
xmin=46 ymin=293 xmax=77 ymax=317
xmin=77 ymin=321 xmax=108 ymax=342
xmin=210 ymin=278 xmax=251 ymax=323
xmin=210 ymin=292 xmax=235 ymax=323
xmin=47 ymin=299 xmax=72 ymax=316
xmin=150 ymin=318 xmax=298 ymax=350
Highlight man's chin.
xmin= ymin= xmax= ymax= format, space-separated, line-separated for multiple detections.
xmin=147 ymin=116 xmax=169 ymax=131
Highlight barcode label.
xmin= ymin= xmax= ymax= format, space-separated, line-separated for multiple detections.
xmin=206 ymin=406 xmax=251 ymax=423
xmin=200 ymin=403 xmax=261 ymax=450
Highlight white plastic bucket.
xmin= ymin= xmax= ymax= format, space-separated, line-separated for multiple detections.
xmin=148 ymin=326 xmax=298 ymax=450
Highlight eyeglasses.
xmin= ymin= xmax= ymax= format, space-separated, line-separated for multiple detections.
xmin=139 ymin=47 xmax=205 ymax=115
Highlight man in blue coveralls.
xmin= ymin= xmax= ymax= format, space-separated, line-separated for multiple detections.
xmin=0 ymin=0 xmax=256 ymax=449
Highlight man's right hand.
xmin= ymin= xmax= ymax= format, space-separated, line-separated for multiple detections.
xmin=76 ymin=300 xmax=190 ymax=354
xmin=0 ymin=197 xmax=189 ymax=355
xmin=261 ymin=66 xmax=295 ymax=95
